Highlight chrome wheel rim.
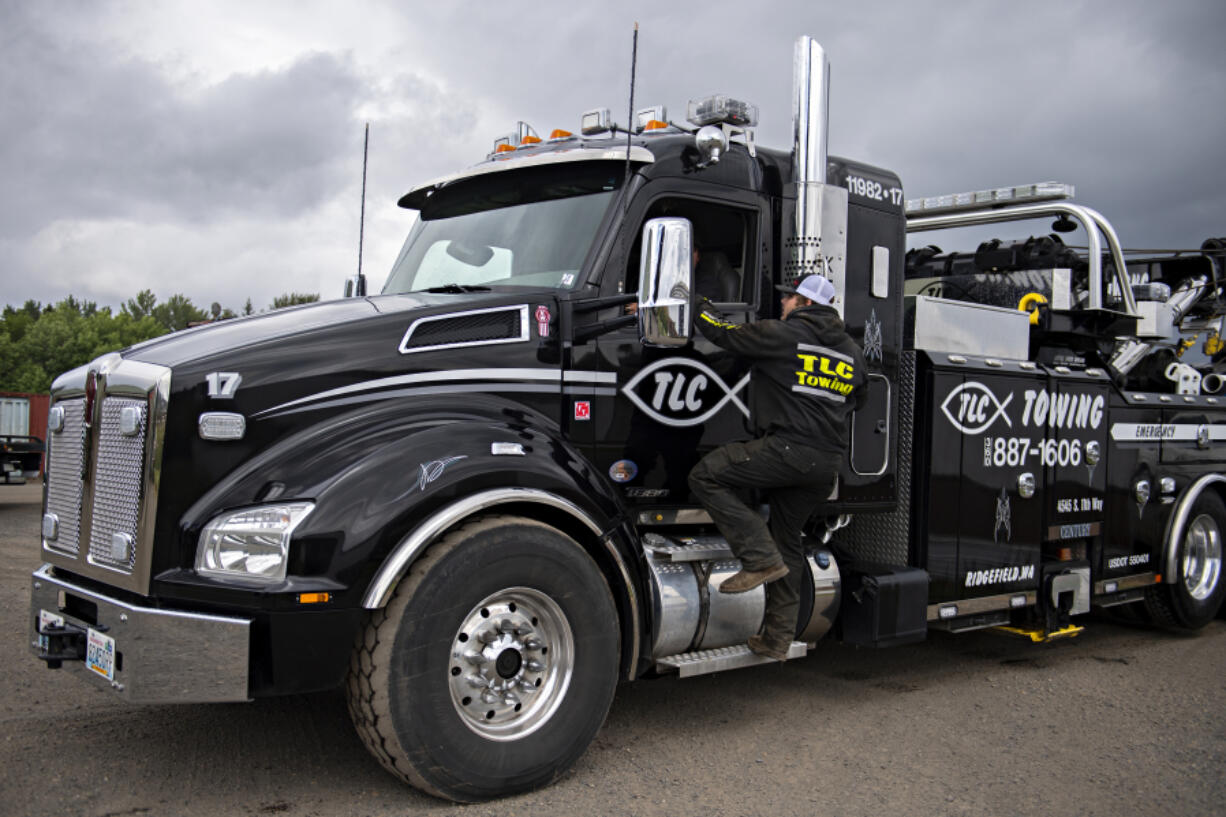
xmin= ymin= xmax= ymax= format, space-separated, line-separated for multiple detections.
xmin=1183 ymin=513 xmax=1223 ymax=601
xmin=448 ymin=586 xmax=574 ymax=741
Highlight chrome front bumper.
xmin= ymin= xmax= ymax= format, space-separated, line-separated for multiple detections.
xmin=29 ymin=564 xmax=251 ymax=703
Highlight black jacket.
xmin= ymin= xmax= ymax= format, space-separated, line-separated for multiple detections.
xmin=696 ymin=302 xmax=868 ymax=452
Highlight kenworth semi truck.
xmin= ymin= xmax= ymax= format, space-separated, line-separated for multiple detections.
xmin=29 ymin=36 xmax=1226 ymax=801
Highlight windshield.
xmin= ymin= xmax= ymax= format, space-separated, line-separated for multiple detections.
xmin=383 ymin=162 xmax=622 ymax=294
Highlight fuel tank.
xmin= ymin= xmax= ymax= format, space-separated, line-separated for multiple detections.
xmin=644 ymin=533 xmax=840 ymax=657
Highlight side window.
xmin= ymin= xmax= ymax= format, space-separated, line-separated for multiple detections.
xmin=627 ymin=197 xmax=758 ymax=310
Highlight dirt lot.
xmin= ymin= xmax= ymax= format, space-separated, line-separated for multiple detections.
xmin=2 ymin=480 xmax=1224 ymax=817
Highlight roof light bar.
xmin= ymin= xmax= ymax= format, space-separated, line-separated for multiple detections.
xmin=686 ymin=95 xmax=758 ymax=128
xmin=635 ymin=105 xmax=668 ymax=133
xmin=906 ymin=181 xmax=1075 ymax=217
xmin=581 ymin=108 xmax=615 ymax=136
xmin=490 ymin=122 xmax=542 ymax=157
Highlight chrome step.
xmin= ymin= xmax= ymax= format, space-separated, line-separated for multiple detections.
xmin=655 ymin=642 xmax=807 ymax=678
xmin=643 ymin=533 xmax=734 ymax=563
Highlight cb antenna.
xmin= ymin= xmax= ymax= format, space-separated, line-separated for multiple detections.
xmin=356 ymin=122 xmax=370 ymax=296
xmin=623 ymin=22 xmax=638 ymax=210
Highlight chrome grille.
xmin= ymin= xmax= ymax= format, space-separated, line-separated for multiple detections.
xmin=87 ymin=397 xmax=147 ymax=572
xmin=41 ymin=355 xmax=170 ymax=595
xmin=44 ymin=399 xmax=85 ymax=556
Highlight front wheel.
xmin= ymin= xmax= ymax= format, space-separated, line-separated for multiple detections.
xmin=346 ymin=515 xmax=620 ymax=802
xmin=1146 ymin=492 xmax=1226 ymax=630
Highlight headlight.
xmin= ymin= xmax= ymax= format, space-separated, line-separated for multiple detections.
xmin=195 ymin=503 xmax=314 ymax=583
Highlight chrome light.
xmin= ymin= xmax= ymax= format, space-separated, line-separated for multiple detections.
xmin=694 ymin=125 xmax=728 ymax=166
xmin=119 ymin=405 xmax=144 ymax=436
xmin=635 ymin=105 xmax=668 ymax=132
xmin=48 ymin=405 xmax=65 ymax=433
xmin=196 ymin=503 xmax=314 ymax=583
xmin=199 ymin=412 xmax=246 ymax=441
xmin=580 ymin=108 xmax=614 ymax=135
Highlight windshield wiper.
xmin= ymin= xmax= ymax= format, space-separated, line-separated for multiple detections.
xmin=424 ymin=283 xmax=492 ymax=294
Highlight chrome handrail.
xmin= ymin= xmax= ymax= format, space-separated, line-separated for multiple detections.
xmin=907 ymin=202 xmax=1138 ymax=316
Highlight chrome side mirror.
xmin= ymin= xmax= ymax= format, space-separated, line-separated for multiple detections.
xmin=638 ymin=217 xmax=693 ymax=347
xmin=344 ymin=273 xmax=367 ymax=298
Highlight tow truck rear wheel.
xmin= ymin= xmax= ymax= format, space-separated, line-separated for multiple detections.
xmin=1146 ymin=492 xmax=1226 ymax=630
xmin=346 ymin=515 xmax=619 ymax=802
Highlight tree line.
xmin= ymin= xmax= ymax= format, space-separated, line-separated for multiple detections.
xmin=0 ymin=290 xmax=320 ymax=393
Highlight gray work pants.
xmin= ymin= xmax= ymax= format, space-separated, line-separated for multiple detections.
xmin=688 ymin=435 xmax=837 ymax=645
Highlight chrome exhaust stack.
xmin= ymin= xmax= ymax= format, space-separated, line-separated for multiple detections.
xmin=787 ymin=36 xmax=848 ymax=313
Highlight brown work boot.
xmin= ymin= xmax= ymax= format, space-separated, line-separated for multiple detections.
xmin=747 ymin=634 xmax=790 ymax=661
xmin=718 ymin=563 xmax=789 ymax=594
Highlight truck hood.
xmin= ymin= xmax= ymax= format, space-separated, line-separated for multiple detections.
xmin=124 ymin=292 xmax=510 ymax=368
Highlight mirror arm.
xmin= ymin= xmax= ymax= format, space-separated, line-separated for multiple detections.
xmin=571 ymin=293 xmax=637 ymax=314
xmin=573 ymin=314 xmax=637 ymax=344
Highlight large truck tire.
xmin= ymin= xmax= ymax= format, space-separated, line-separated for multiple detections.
xmin=346 ymin=515 xmax=620 ymax=802
xmin=1145 ymin=492 xmax=1226 ymax=631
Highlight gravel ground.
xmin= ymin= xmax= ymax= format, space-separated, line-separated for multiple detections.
xmin=2 ymin=480 xmax=1224 ymax=817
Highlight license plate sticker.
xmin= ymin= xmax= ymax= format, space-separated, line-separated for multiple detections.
xmin=37 ymin=609 xmax=63 ymax=651
xmin=86 ymin=628 xmax=116 ymax=682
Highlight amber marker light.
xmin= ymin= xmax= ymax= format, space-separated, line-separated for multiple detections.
xmin=298 ymin=592 xmax=331 ymax=604
xmin=549 ymin=129 xmax=574 ymax=140
xmin=494 ymin=143 xmax=516 ymax=154
xmin=642 ymin=119 xmax=669 ymax=132
xmin=516 ymin=134 xmax=542 ymax=148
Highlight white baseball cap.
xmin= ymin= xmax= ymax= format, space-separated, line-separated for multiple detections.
xmin=776 ymin=274 xmax=836 ymax=306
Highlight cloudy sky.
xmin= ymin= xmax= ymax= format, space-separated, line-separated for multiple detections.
xmin=3 ymin=0 xmax=1224 ymax=314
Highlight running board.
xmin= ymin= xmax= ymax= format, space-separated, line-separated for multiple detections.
xmin=655 ymin=642 xmax=808 ymax=677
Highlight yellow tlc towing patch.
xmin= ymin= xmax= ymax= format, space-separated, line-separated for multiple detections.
xmin=793 ymin=344 xmax=855 ymax=401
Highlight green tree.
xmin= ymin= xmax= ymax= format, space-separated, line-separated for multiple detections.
xmin=2 ymin=300 xmax=43 ymax=343
xmin=243 ymin=298 xmax=254 ymax=316
xmin=270 ymin=292 xmax=321 ymax=310
xmin=122 ymin=289 xmax=157 ymax=320
xmin=0 ymin=295 xmax=169 ymax=393
xmin=151 ymin=294 xmax=209 ymax=332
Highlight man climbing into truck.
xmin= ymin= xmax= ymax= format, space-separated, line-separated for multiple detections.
xmin=689 ymin=273 xmax=868 ymax=660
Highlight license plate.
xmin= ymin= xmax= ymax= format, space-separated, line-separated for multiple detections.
xmin=37 ymin=609 xmax=63 ymax=651
xmin=86 ymin=628 xmax=116 ymax=682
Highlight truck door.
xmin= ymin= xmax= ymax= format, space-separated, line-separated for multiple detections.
xmin=586 ymin=192 xmax=766 ymax=506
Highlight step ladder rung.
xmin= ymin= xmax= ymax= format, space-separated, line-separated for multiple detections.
xmin=655 ymin=641 xmax=807 ymax=677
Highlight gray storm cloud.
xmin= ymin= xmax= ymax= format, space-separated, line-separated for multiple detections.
xmin=2 ymin=0 xmax=1225 ymax=310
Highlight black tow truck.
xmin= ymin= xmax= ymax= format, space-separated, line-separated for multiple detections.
xmin=29 ymin=35 xmax=1226 ymax=802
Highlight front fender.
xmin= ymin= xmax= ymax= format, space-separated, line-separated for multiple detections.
xmin=180 ymin=394 xmax=631 ymax=591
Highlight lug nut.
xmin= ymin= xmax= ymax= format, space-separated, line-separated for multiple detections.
xmin=524 ymin=659 xmax=545 ymax=673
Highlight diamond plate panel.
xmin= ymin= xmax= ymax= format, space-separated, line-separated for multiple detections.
xmin=844 ymin=351 xmax=916 ymax=566
xmin=87 ymin=397 xmax=146 ymax=572
xmin=44 ymin=399 xmax=85 ymax=556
